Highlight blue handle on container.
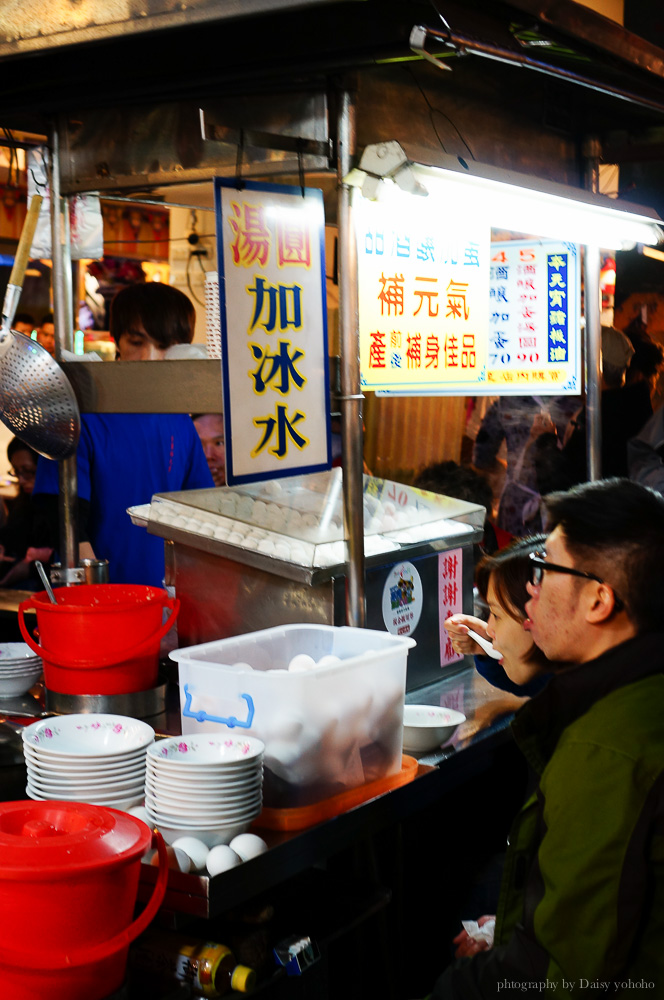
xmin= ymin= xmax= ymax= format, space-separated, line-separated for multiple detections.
xmin=181 ymin=684 xmax=255 ymax=729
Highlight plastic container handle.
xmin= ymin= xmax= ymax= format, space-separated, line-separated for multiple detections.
xmin=0 ymin=830 xmax=169 ymax=970
xmin=17 ymin=596 xmax=180 ymax=669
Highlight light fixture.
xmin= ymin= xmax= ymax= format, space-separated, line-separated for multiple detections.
xmin=344 ymin=141 xmax=429 ymax=200
xmin=346 ymin=143 xmax=663 ymax=251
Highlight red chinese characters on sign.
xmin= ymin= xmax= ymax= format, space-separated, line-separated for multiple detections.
xmin=276 ymin=219 xmax=312 ymax=268
xmin=229 ymin=202 xmax=271 ymax=267
xmin=439 ymin=549 xmax=464 ymax=667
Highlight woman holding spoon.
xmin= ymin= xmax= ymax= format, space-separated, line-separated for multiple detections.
xmin=445 ymin=535 xmax=552 ymax=697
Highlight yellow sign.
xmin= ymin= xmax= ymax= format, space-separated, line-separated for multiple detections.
xmin=356 ymin=189 xmax=581 ymax=396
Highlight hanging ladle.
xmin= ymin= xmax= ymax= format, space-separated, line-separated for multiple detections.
xmin=0 ymin=193 xmax=81 ymax=461
xmin=35 ymin=561 xmax=57 ymax=605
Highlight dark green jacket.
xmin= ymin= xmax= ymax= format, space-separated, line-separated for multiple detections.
xmin=432 ymin=632 xmax=664 ymax=999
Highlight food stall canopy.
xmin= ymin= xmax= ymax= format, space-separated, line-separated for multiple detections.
xmin=0 ymin=0 xmax=354 ymax=57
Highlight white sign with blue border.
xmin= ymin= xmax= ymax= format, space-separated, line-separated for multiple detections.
xmin=214 ymin=179 xmax=331 ymax=485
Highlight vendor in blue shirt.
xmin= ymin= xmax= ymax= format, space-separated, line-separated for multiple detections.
xmin=33 ymin=283 xmax=214 ymax=587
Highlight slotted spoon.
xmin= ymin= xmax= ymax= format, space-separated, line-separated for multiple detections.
xmin=0 ymin=194 xmax=81 ymax=460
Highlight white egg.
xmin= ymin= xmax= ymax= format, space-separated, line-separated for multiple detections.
xmin=232 ymin=661 xmax=254 ymax=672
xmin=316 ymin=654 xmax=342 ymax=669
xmin=172 ymin=846 xmax=192 ymax=873
xmin=206 ymin=844 xmax=242 ymax=877
xmin=229 ymin=833 xmax=268 ymax=861
xmin=171 ymin=836 xmax=210 ymax=872
xmin=128 ymin=805 xmax=151 ymax=825
xmin=274 ymin=542 xmax=290 ymax=559
xmin=228 ymin=532 xmax=245 ymax=544
xmin=213 ymin=526 xmax=230 ymax=540
xmin=288 ymin=653 xmax=316 ymax=672
xmin=243 ymin=537 xmax=259 ymax=549
xmin=257 ymin=539 xmax=276 ymax=555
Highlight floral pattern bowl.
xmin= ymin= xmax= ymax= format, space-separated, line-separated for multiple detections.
xmin=22 ymin=714 xmax=155 ymax=757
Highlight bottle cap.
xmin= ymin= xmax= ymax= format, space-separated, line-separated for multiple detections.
xmin=230 ymin=964 xmax=257 ymax=993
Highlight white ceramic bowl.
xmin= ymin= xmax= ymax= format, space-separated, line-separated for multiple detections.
xmin=24 ymin=751 xmax=146 ymax=778
xmin=0 ymin=642 xmax=42 ymax=661
xmin=145 ymin=775 xmax=263 ymax=803
xmin=27 ymin=769 xmax=145 ymax=796
xmin=148 ymin=734 xmax=264 ymax=767
xmin=22 ymin=715 xmax=155 ymax=757
xmin=145 ymin=765 xmax=263 ymax=787
xmin=145 ymin=784 xmax=262 ymax=808
xmin=402 ymin=704 xmax=466 ymax=753
xmin=26 ymin=785 xmax=145 ymax=812
xmin=148 ymin=818 xmax=254 ymax=848
xmin=0 ymin=669 xmax=43 ymax=698
xmin=145 ymin=793 xmax=262 ymax=820
xmin=144 ymin=768 xmax=263 ymax=793
xmin=0 ymin=660 xmax=42 ymax=674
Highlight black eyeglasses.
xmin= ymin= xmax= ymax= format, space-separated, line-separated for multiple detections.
xmin=529 ymin=551 xmax=623 ymax=610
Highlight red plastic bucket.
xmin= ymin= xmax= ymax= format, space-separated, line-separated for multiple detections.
xmin=0 ymin=800 xmax=168 ymax=1000
xmin=18 ymin=584 xmax=180 ymax=695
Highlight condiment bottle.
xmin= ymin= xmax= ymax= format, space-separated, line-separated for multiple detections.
xmin=130 ymin=929 xmax=256 ymax=997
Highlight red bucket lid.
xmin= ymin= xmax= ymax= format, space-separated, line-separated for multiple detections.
xmin=0 ymin=801 xmax=152 ymax=880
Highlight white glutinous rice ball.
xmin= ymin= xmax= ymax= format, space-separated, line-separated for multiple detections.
xmin=288 ymin=653 xmax=316 ymax=672
xmin=316 ymin=654 xmax=341 ymax=669
xmin=171 ymin=837 xmax=210 ymax=872
xmin=230 ymin=833 xmax=268 ymax=861
xmin=206 ymin=844 xmax=242 ymax=877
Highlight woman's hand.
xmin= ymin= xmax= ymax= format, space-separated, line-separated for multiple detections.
xmin=452 ymin=915 xmax=495 ymax=959
xmin=444 ymin=614 xmax=489 ymax=657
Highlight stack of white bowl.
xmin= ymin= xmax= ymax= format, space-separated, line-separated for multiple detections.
xmin=0 ymin=642 xmax=43 ymax=699
xmin=145 ymin=733 xmax=265 ymax=847
xmin=22 ymin=713 xmax=154 ymax=811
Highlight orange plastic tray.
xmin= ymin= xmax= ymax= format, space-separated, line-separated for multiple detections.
xmin=254 ymin=755 xmax=419 ymax=831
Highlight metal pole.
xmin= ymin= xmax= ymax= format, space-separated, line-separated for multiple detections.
xmin=49 ymin=122 xmax=79 ymax=575
xmin=337 ymin=87 xmax=366 ymax=627
xmin=583 ymin=135 xmax=602 ymax=481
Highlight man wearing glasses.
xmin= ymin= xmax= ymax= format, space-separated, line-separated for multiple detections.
xmin=430 ymin=478 xmax=664 ymax=999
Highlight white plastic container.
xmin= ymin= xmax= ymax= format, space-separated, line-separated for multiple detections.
xmin=171 ymin=624 xmax=415 ymax=808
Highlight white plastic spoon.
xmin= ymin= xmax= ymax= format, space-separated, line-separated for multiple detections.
xmin=466 ymin=628 xmax=503 ymax=660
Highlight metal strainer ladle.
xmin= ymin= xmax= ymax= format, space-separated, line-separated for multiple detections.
xmin=0 ymin=195 xmax=81 ymax=461
xmin=0 ymin=331 xmax=81 ymax=460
